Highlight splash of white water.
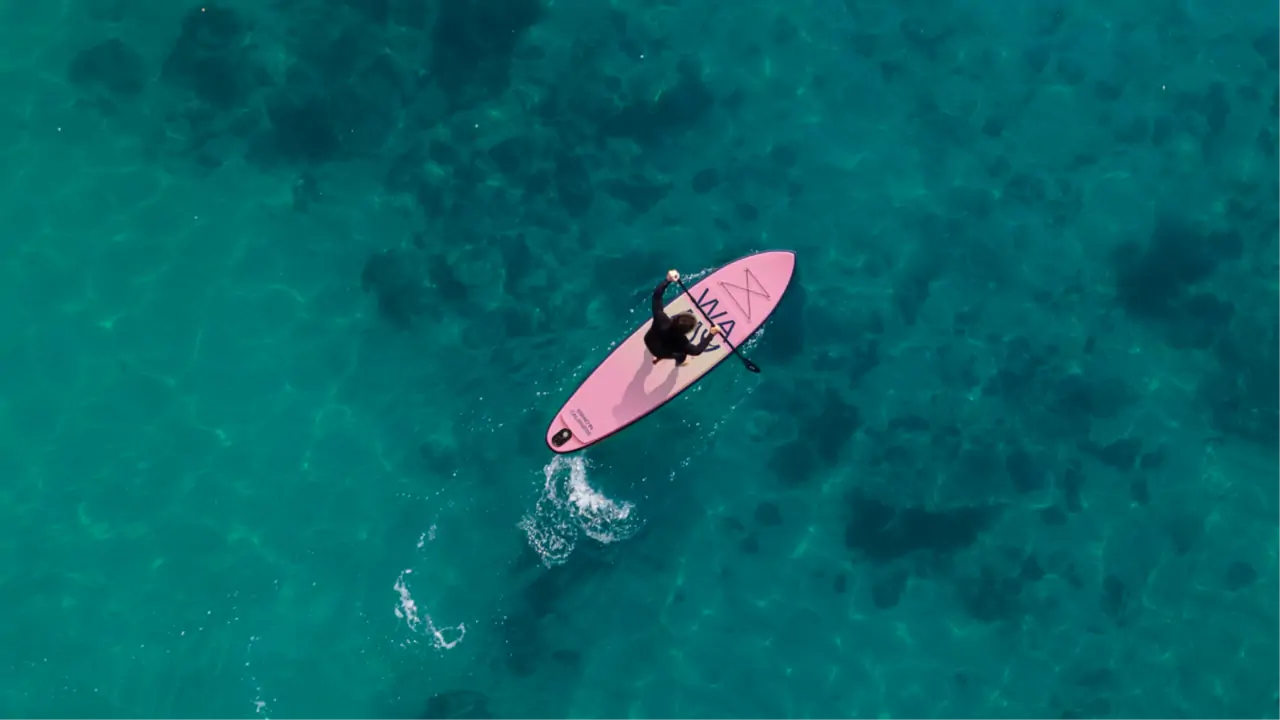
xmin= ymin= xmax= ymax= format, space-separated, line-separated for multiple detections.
xmin=519 ymin=455 xmax=641 ymax=567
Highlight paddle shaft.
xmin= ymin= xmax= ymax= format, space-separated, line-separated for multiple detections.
xmin=675 ymin=278 xmax=762 ymax=373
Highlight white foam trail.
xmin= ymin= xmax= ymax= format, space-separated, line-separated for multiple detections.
xmin=393 ymin=569 xmax=466 ymax=650
xmin=519 ymin=455 xmax=642 ymax=567
xmin=245 ymin=635 xmax=272 ymax=718
xmin=416 ymin=523 xmax=436 ymax=549
xmin=568 ymin=467 xmax=636 ymax=543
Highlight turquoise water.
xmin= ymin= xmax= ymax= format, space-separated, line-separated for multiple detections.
xmin=2 ymin=0 xmax=1277 ymax=717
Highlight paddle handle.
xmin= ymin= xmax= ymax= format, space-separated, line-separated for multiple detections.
xmin=675 ymin=278 xmax=761 ymax=373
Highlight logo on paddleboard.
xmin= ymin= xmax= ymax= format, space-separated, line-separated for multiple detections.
xmin=569 ymin=408 xmax=594 ymax=436
xmin=691 ymin=267 xmax=770 ymax=350
xmin=718 ymin=268 xmax=771 ymax=322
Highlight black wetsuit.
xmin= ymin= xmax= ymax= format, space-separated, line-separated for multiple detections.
xmin=644 ymin=279 xmax=712 ymax=364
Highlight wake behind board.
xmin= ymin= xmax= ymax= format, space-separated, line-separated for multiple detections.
xmin=546 ymin=250 xmax=796 ymax=454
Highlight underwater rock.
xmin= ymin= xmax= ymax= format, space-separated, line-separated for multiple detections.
xmin=552 ymin=152 xmax=594 ymax=218
xmin=753 ymin=501 xmax=782 ymax=527
xmin=361 ymin=249 xmax=428 ymax=329
xmin=162 ymin=4 xmax=265 ymax=110
xmin=422 ymin=690 xmax=492 ymax=719
xmin=1225 ymin=561 xmax=1257 ymax=591
xmin=1112 ymin=217 xmax=1241 ymax=322
xmin=845 ymin=492 xmax=999 ymax=563
xmin=601 ymin=69 xmax=715 ymax=146
xmin=69 ymin=38 xmax=147 ymax=97
xmin=430 ymin=0 xmax=544 ymax=110
xmin=870 ymin=568 xmax=908 ymax=609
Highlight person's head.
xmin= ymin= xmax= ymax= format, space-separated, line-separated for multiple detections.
xmin=671 ymin=312 xmax=697 ymax=334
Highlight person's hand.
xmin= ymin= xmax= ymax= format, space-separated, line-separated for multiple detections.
xmin=709 ymin=325 xmax=722 ymax=336
xmin=667 ymin=269 xmax=680 ymax=282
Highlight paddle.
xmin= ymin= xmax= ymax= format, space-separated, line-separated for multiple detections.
xmin=675 ymin=278 xmax=762 ymax=374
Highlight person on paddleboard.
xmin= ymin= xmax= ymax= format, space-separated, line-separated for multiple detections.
xmin=645 ymin=269 xmax=723 ymax=366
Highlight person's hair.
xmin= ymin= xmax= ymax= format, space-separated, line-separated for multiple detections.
xmin=671 ymin=313 xmax=697 ymax=334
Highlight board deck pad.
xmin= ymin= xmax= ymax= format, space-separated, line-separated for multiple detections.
xmin=546 ymin=250 xmax=796 ymax=453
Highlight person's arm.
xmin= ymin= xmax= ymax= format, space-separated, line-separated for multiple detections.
xmin=652 ymin=278 xmax=671 ymax=324
xmin=683 ymin=331 xmax=714 ymax=357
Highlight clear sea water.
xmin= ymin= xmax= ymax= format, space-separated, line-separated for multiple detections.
xmin=1 ymin=0 xmax=1277 ymax=717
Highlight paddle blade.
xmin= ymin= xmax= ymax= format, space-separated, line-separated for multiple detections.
xmin=742 ymin=358 xmax=762 ymax=373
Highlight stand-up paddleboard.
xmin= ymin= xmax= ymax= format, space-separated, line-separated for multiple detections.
xmin=546 ymin=250 xmax=797 ymax=454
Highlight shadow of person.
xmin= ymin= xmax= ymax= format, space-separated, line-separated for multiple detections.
xmin=612 ymin=351 xmax=680 ymax=423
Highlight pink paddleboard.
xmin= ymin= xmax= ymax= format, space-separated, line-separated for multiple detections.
xmin=546 ymin=250 xmax=797 ymax=453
